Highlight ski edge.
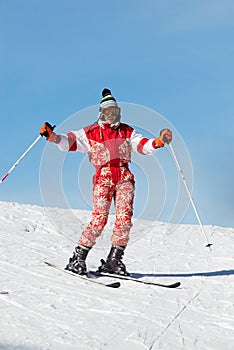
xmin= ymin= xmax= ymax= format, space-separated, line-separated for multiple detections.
xmin=44 ymin=261 xmax=120 ymax=288
xmin=89 ymin=271 xmax=181 ymax=289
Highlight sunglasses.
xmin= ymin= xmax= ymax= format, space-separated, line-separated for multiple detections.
xmin=102 ymin=107 xmax=120 ymax=117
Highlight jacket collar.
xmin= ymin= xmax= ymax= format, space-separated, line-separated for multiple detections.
xmin=98 ymin=119 xmax=120 ymax=129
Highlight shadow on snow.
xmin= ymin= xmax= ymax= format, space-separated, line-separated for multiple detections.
xmin=0 ymin=345 xmax=39 ymax=350
xmin=130 ymin=269 xmax=234 ymax=279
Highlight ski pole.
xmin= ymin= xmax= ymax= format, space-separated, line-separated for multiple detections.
xmin=0 ymin=135 xmax=42 ymax=184
xmin=168 ymin=143 xmax=212 ymax=250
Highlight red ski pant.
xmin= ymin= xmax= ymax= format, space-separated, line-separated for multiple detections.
xmin=78 ymin=166 xmax=135 ymax=248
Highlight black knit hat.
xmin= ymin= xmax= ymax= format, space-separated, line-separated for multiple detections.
xmin=99 ymin=88 xmax=118 ymax=110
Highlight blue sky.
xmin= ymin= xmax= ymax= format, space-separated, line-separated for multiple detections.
xmin=0 ymin=0 xmax=234 ymax=228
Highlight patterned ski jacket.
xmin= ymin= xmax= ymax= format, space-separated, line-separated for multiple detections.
xmin=56 ymin=121 xmax=159 ymax=170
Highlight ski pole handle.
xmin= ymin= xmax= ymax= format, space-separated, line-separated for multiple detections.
xmin=0 ymin=135 xmax=42 ymax=184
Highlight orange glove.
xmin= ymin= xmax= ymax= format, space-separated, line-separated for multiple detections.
xmin=155 ymin=129 xmax=172 ymax=147
xmin=40 ymin=122 xmax=60 ymax=143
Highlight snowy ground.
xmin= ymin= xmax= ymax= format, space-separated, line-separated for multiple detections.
xmin=0 ymin=201 xmax=233 ymax=350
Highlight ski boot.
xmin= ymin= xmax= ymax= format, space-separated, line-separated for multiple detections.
xmin=65 ymin=245 xmax=90 ymax=275
xmin=98 ymin=246 xmax=130 ymax=276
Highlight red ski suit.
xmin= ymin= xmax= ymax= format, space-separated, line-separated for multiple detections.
xmin=57 ymin=120 xmax=159 ymax=248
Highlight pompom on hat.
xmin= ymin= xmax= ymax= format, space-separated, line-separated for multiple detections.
xmin=98 ymin=88 xmax=121 ymax=123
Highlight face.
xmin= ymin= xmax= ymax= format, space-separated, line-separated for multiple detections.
xmin=102 ymin=107 xmax=120 ymax=124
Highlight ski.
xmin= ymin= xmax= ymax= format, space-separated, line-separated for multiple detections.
xmin=0 ymin=291 xmax=9 ymax=295
xmin=44 ymin=262 xmax=121 ymax=288
xmin=89 ymin=271 xmax=181 ymax=289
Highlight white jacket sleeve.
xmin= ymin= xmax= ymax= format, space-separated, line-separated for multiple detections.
xmin=130 ymin=129 xmax=157 ymax=155
xmin=57 ymin=128 xmax=90 ymax=153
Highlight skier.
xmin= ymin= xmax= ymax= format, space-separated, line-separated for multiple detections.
xmin=40 ymin=88 xmax=172 ymax=276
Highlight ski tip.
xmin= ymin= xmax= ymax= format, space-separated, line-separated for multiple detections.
xmin=171 ymin=282 xmax=181 ymax=288
xmin=107 ymin=282 xmax=121 ymax=288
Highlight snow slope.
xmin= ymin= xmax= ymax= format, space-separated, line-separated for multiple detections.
xmin=0 ymin=201 xmax=233 ymax=350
